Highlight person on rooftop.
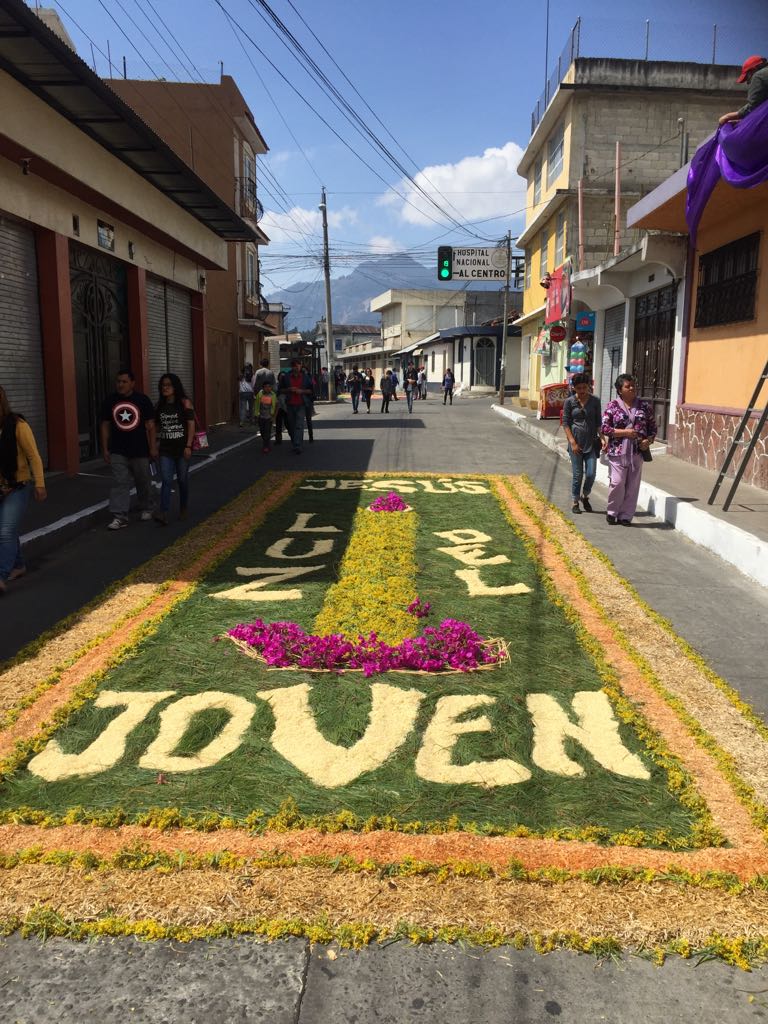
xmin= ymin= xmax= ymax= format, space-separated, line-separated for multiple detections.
xmin=719 ymin=56 xmax=768 ymax=125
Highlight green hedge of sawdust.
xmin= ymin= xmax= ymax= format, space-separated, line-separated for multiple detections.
xmin=0 ymin=479 xmax=701 ymax=842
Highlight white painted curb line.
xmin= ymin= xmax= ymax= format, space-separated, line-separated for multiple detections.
xmin=492 ymin=404 xmax=768 ymax=589
xmin=21 ymin=435 xmax=258 ymax=545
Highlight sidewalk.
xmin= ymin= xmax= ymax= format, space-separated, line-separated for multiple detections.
xmin=493 ymin=402 xmax=768 ymax=588
xmin=20 ymin=424 xmax=259 ymax=554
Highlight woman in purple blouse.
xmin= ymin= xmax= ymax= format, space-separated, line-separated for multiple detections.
xmin=600 ymin=374 xmax=656 ymax=526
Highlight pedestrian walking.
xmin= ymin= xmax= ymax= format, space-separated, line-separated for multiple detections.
xmin=348 ymin=367 xmax=363 ymax=413
xmin=0 ymin=385 xmax=46 ymax=593
xmin=418 ymin=366 xmax=427 ymax=400
xmin=279 ymin=359 xmax=314 ymax=453
xmin=253 ymin=358 xmax=275 ymax=392
xmin=390 ymin=368 xmax=399 ymax=400
xmin=238 ymin=366 xmax=254 ymax=426
xmin=254 ymin=379 xmax=277 ymax=453
xmin=153 ymin=373 xmax=195 ymax=525
xmin=320 ymin=367 xmax=329 ymax=401
xmin=100 ymin=369 xmax=156 ymax=530
xmin=404 ymin=362 xmax=418 ymax=413
xmin=380 ymin=370 xmax=393 ymax=413
xmin=442 ymin=369 xmax=455 ymax=405
xmin=562 ymin=373 xmax=601 ymax=515
xmin=601 ymin=374 xmax=657 ymax=526
xmin=361 ymin=369 xmax=374 ymax=412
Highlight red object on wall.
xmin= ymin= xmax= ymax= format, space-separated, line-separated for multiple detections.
xmin=549 ymin=324 xmax=567 ymax=343
xmin=35 ymin=229 xmax=79 ymax=475
xmin=545 ymin=264 xmax=571 ymax=324
xmin=538 ymin=381 xmax=570 ymax=420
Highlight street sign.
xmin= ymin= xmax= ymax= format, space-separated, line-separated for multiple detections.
xmin=549 ymin=324 xmax=567 ymax=343
xmin=437 ymin=247 xmax=510 ymax=281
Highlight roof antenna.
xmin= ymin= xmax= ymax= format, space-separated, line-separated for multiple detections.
xmin=220 ymin=60 xmax=224 ymax=80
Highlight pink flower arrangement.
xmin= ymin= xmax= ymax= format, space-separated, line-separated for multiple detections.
xmin=227 ymin=618 xmax=501 ymax=676
xmin=368 ymin=491 xmax=409 ymax=512
xmin=406 ymin=598 xmax=431 ymax=618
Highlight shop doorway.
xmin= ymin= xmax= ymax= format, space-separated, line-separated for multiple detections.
xmin=70 ymin=243 xmax=129 ymax=460
xmin=633 ymin=284 xmax=676 ymax=440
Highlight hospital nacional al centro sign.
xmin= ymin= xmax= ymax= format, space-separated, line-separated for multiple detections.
xmin=437 ymin=246 xmax=509 ymax=281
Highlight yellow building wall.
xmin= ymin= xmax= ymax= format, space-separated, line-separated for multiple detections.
xmin=685 ymin=205 xmax=768 ymax=411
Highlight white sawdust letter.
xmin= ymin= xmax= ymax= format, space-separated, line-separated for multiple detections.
xmin=211 ymin=565 xmax=325 ymax=601
xmin=526 ymin=691 xmax=650 ymax=779
xmin=257 ymin=683 xmax=424 ymax=787
xmin=139 ymin=692 xmax=256 ymax=772
xmin=415 ymin=694 xmax=531 ymax=787
xmin=28 ymin=690 xmax=176 ymax=781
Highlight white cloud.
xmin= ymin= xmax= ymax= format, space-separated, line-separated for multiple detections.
xmin=260 ymin=205 xmax=358 ymax=244
xmin=366 ymin=235 xmax=400 ymax=253
xmin=379 ymin=142 xmax=527 ymax=227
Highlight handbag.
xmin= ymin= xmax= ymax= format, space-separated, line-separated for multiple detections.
xmin=641 ymin=447 xmax=653 ymax=463
xmin=191 ymin=413 xmax=209 ymax=451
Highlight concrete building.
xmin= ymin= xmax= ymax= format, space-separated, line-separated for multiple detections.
xmin=108 ymin=75 xmax=271 ymax=425
xmin=354 ymin=288 xmax=513 ymax=378
xmin=515 ymin=56 xmax=744 ymax=413
xmin=316 ymin=323 xmax=381 ymax=369
xmin=627 ymin=161 xmax=768 ymax=490
xmin=0 ymin=2 xmax=253 ymax=471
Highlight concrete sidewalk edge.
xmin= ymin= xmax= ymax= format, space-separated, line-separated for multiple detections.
xmin=492 ymin=403 xmax=768 ymax=589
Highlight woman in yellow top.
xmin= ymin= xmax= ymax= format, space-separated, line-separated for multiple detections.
xmin=0 ymin=386 xmax=46 ymax=593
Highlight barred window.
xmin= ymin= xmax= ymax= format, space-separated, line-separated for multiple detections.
xmin=547 ymin=122 xmax=564 ymax=187
xmin=533 ymin=158 xmax=542 ymax=207
xmin=694 ymin=232 xmax=760 ymax=328
xmin=539 ymin=230 xmax=549 ymax=278
xmin=555 ymin=210 xmax=566 ymax=266
xmin=525 ymin=248 xmax=532 ymax=290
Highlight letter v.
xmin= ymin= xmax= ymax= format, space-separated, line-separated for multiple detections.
xmin=257 ymin=683 xmax=424 ymax=787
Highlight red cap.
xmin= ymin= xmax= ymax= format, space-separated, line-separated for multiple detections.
xmin=737 ymin=55 xmax=766 ymax=83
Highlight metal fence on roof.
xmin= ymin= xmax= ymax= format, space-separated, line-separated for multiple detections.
xmin=530 ymin=17 xmax=767 ymax=135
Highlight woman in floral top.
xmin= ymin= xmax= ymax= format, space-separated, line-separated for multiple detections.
xmin=600 ymin=374 xmax=656 ymax=526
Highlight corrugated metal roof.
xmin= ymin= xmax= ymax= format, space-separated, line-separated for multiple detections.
xmin=0 ymin=0 xmax=256 ymax=242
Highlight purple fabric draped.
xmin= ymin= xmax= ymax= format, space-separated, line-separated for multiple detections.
xmin=685 ymin=100 xmax=768 ymax=245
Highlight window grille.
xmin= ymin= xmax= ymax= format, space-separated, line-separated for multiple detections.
xmin=547 ymin=122 xmax=564 ymax=187
xmin=694 ymin=232 xmax=760 ymax=328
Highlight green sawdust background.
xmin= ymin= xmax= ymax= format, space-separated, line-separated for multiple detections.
xmin=0 ymin=478 xmax=698 ymax=839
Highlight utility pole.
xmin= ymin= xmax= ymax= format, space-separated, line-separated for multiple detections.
xmin=319 ymin=187 xmax=336 ymax=401
xmin=497 ymin=230 xmax=512 ymax=405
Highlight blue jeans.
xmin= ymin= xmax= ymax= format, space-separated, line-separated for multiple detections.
xmin=351 ymin=390 xmax=360 ymax=412
xmin=0 ymin=482 xmax=32 ymax=581
xmin=286 ymin=404 xmax=306 ymax=450
xmin=568 ymin=446 xmax=597 ymax=502
xmin=159 ymin=455 xmax=190 ymax=513
xmin=406 ymin=388 xmax=414 ymax=412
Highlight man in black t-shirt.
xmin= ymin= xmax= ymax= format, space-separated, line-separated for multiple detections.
xmin=99 ymin=369 xmax=156 ymax=530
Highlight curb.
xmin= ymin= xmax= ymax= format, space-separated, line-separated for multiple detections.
xmin=492 ymin=404 xmax=768 ymax=589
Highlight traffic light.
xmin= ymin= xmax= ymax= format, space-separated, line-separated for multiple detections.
xmin=437 ymin=245 xmax=453 ymax=281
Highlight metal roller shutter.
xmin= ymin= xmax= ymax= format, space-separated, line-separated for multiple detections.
xmin=0 ymin=217 xmax=47 ymax=464
xmin=600 ymin=303 xmax=625 ymax=403
xmin=145 ymin=276 xmax=193 ymax=402
xmin=165 ymin=284 xmax=193 ymax=400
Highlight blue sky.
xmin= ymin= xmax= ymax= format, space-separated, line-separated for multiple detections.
xmin=46 ymin=0 xmax=768 ymax=297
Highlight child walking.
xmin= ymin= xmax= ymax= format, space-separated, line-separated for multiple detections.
xmin=254 ymin=380 xmax=277 ymax=452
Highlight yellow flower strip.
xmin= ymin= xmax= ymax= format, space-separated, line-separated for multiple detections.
xmin=313 ymin=505 xmax=418 ymax=645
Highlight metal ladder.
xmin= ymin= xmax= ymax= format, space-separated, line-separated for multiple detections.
xmin=708 ymin=358 xmax=768 ymax=511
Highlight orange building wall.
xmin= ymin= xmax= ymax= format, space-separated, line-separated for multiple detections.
xmin=685 ymin=201 xmax=768 ymax=412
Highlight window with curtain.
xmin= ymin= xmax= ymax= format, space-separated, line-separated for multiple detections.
xmin=547 ymin=122 xmax=564 ymax=187
xmin=539 ymin=231 xmax=549 ymax=278
xmin=533 ymin=158 xmax=542 ymax=207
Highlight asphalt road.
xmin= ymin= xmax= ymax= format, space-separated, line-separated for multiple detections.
xmin=2 ymin=395 xmax=767 ymax=1023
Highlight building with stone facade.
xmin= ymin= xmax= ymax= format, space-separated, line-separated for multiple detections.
xmin=627 ymin=161 xmax=768 ymax=491
xmin=0 ymin=2 xmax=252 ymax=472
xmin=515 ymin=56 xmax=744 ymax=414
xmin=108 ymin=75 xmax=271 ymax=426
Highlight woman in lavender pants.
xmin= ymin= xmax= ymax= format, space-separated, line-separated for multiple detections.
xmin=600 ymin=374 xmax=657 ymax=526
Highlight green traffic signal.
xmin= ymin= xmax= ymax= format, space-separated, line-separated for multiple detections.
xmin=437 ymin=245 xmax=453 ymax=281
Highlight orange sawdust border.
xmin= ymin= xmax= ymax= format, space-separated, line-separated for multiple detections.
xmin=1 ymin=472 xmax=767 ymax=887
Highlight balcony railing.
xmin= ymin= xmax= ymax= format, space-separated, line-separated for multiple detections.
xmin=238 ymin=279 xmax=268 ymax=321
xmin=235 ymin=177 xmax=264 ymax=222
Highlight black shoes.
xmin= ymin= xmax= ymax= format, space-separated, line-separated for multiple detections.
xmin=619 ymin=519 xmax=632 ymax=526
xmin=581 ymin=496 xmax=593 ymax=513
xmin=572 ymin=502 xmax=581 ymax=514
xmin=606 ymin=514 xmax=618 ymax=525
